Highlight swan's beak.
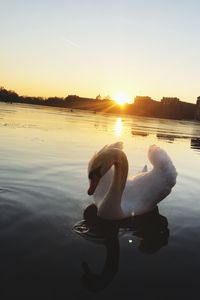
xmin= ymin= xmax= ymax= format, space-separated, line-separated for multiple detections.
xmin=88 ymin=176 xmax=100 ymax=195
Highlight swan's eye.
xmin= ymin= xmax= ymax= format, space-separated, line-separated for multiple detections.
xmin=88 ymin=167 xmax=101 ymax=179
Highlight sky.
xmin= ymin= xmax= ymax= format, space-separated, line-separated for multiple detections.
xmin=0 ymin=0 xmax=200 ymax=103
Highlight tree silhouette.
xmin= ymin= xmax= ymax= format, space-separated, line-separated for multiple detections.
xmin=96 ymin=94 xmax=102 ymax=100
xmin=104 ymin=95 xmax=111 ymax=101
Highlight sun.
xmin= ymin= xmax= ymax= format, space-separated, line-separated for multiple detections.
xmin=113 ymin=93 xmax=132 ymax=106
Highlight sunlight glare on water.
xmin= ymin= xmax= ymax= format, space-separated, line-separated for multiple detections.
xmin=114 ymin=117 xmax=123 ymax=137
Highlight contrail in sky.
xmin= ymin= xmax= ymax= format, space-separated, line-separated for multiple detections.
xmin=63 ymin=37 xmax=81 ymax=49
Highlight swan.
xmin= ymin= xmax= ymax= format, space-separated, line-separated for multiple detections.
xmin=87 ymin=142 xmax=177 ymax=220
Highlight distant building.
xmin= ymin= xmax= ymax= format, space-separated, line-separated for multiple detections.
xmin=195 ymin=96 xmax=200 ymax=121
xmin=161 ymin=97 xmax=180 ymax=105
xmin=160 ymin=97 xmax=196 ymax=120
xmin=134 ymin=96 xmax=155 ymax=104
xmin=132 ymin=96 xmax=160 ymax=117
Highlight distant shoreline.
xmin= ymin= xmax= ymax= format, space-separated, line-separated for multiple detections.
xmin=0 ymin=87 xmax=200 ymax=121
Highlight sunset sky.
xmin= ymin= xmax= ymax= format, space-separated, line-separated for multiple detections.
xmin=1 ymin=0 xmax=200 ymax=103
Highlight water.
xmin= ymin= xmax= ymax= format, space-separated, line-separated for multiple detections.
xmin=0 ymin=102 xmax=200 ymax=299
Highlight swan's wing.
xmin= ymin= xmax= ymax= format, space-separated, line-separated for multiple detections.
xmin=122 ymin=146 xmax=177 ymax=216
xmin=148 ymin=145 xmax=177 ymax=185
xmin=148 ymin=145 xmax=171 ymax=169
xmin=122 ymin=171 xmax=171 ymax=216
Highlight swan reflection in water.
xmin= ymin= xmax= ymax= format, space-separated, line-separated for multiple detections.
xmin=73 ymin=205 xmax=169 ymax=292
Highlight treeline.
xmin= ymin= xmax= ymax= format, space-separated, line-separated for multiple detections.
xmin=0 ymin=87 xmax=109 ymax=109
xmin=0 ymin=87 xmax=117 ymax=110
xmin=0 ymin=87 xmax=65 ymax=107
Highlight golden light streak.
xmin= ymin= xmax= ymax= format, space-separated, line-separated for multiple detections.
xmin=115 ymin=117 xmax=123 ymax=136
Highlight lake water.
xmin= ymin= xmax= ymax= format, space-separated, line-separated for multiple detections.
xmin=0 ymin=102 xmax=200 ymax=299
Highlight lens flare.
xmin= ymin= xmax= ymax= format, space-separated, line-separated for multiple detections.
xmin=113 ymin=93 xmax=132 ymax=105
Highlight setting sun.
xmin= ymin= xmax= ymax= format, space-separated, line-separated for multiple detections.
xmin=113 ymin=93 xmax=132 ymax=106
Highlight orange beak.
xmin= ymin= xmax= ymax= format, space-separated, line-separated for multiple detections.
xmin=87 ymin=176 xmax=101 ymax=195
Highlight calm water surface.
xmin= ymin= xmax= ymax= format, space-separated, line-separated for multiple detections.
xmin=0 ymin=103 xmax=200 ymax=299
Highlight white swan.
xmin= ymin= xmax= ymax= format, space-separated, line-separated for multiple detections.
xmin=87 ymin=142 xmax=177 ymax=220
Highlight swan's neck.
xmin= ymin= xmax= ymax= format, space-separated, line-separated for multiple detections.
xmin=98 ymin=150 xmax=128 ymax=220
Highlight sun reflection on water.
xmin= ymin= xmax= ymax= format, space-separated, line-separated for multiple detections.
xmin=115 ymin=117 xmax=123 ymax=136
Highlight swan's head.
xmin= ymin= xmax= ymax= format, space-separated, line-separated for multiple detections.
xmin=87 ymin=147 xmax=116 ymax=196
